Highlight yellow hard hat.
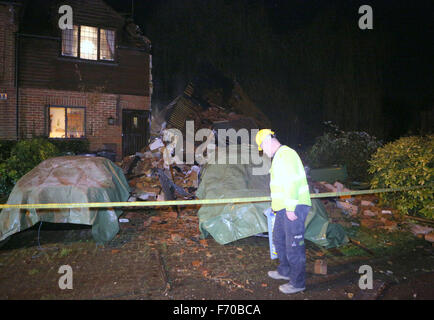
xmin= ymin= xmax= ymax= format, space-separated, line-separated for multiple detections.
xmin=256 ymin=129 xmax=275 ymax=151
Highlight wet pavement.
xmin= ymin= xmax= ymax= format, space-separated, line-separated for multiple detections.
xmin=0 ymin=207 xmax=433 ymax=300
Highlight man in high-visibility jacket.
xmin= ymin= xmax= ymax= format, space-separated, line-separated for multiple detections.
xmin=256 ymin=129 xmax=312 ymax=294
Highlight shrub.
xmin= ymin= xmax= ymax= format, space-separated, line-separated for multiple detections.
xmin=0 ymin=163 xmax=20 ymax=195
xmin=306 ymin=122 xmax=382 ymax=182
xmin=0 ymin=138 xmax=91 ymax=196
xmin=0 ymin=140 xmax=17 ymax=162
xmin=0 ymin=138 xmax=58 ymax=195
xmin=48 ymin=139 xmax=90 ymax=155
xmin=368 ymin=135 xmax=433 ymax=218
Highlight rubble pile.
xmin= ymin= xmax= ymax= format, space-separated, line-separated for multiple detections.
xmin=121 ymin=122 xmax=256 ymax=203
xmin=120 ymin=71 xmax=273 ymax=203
xmin=312 ymin=180 xmax=401 ymax=231
xmin=120 ymin=149 xmax=199 ymax=202
xmin=118 ymin=146 xmax=433 ymax=245
xmin=117 ymin=69 xmax=432 ymax=247
xmin=312 ymin=180 xmax=434 ymax=245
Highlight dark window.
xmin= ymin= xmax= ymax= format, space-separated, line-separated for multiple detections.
xmin=49 ymin=106 xmax=85 ymax=139
xmin=61 ymin=25 xmax=115 ymax=61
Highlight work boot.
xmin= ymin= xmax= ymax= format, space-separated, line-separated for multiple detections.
xmin=268 ymin=270 xmax=290 ymax=280
xmin=279 ymin=283 xmax=305 ymax=294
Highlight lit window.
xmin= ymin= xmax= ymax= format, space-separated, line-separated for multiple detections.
xmin=49 ymin=107 xmax=85 ymax=139
xmin=80 ymin=26 xmax=98 ymax=60
xmin=61 ymin=25 xmax=116 ymax=61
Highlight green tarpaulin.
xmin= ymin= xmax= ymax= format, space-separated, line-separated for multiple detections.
xmin=309 ymin=166 xmax=348 ymax=183
xmin=196 ymin=145 xmax=348 ymax=247
xmin=304 ymin=198 xmax=349 ymax=248
xmin=0 ymin=156 xmax=130 ymax=243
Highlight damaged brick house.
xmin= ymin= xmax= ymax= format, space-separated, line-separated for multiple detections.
xmin=0 ymin=0 xmax=152 ymax=160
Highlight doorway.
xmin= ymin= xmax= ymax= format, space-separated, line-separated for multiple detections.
xmin=122 ymin=109 xmax=149 ymax=157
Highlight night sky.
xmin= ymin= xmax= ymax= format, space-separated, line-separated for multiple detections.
xmin=106 ymin=0 xmax=433 ymax=146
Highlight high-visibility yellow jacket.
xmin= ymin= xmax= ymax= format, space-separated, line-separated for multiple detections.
xmin=269 ymin=145 xmax=312 ymax=212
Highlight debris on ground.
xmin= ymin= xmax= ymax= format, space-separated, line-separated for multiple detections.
xmin=114 ymin=71 xmax=430 ymax=252
xmin=425 ymin=232 xmax=434 ymax=244
xmin=119 ymin=78 xmax=272 ymax=203
xmin=336 ymin=200 xmax=359 ymax=216
xmin=309 ymin=179 xmax=433 ymax=244
xmin=314 ymin=259 xmax=327 ymax=275
xmin=204 ymin=273 xmax=254 ymax=293
xmin=353 ymin=280 xmax=388 ymax=300
xmin=118 ymin=135 xmax=428 ymax=251
xmin=409 ymin=224 xmax=433 ymax=237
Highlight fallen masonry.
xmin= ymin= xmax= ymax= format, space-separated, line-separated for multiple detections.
xmin=114 ymin=75 xmax=432 ymax=249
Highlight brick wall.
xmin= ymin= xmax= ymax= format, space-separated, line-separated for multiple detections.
xmin=0 ymin=3 xmax=19 ymax=140
xmin=19 ymin=87 xmax=151 ymax=160
xmin=1 ymin=2 xmax=152 ymax=160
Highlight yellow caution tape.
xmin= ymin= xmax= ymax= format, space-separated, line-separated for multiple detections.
xmin=0 ymin=184 xmax=431 ymax=210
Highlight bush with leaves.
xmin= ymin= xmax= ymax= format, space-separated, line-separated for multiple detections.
xmin=368 ymin=135 xmax=433 ymax=218
xmin=0 ymin=140 xmax=17 ymax=162
xmin=49 ymin=139 xmax=90 ymax=155
xmin=306 ymin=122 xmax=382 ymax=182
xmin=0 ymin=138 xmax=58 ymax=195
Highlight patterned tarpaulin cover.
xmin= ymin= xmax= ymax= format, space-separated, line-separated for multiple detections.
xmin=0 ymin=156 xmax=130 ymax=243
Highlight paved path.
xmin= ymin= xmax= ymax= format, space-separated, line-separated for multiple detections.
xmin=0 ymin=208 xmax=433 ymax=300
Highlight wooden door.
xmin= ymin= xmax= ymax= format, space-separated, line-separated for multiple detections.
xmin=122 ymin=110 xmax=149 ymax=157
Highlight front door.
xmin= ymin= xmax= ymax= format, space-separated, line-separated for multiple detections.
xmin=122 ymin=109 xmax=149 ymax=157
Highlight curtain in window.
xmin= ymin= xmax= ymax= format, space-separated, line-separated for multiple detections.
xmin=49 ymin=107 xmax=66 ymax=138
xmin=61 ymin=26 xmax=78 ymax=57
xmin=100 ymin=29 xmax=115 ymax=60
xmin=67 ymin=108 xmax=85 ymax=138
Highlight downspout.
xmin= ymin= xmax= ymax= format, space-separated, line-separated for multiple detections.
xmin=14 ymin=32 xmax=19 ymax=140
xmin=116 ymin=95 xmax=121 ymax=126
xmin=148 ymin=52 xmax=152 ymax=144
xmin=5 ymin=1 xmax=25 ymax=141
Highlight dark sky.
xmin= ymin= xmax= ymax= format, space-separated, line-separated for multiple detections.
xmin=106 ymin=0 xmax=433 ymax=141
xmin=107 ymin=0 xmax=433 ymax=101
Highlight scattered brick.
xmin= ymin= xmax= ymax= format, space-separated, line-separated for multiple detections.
xmin=171 ymin=233 xmax=182 ymax=242
xmin=314 ymin=259 xmax=327 ymax=275
xmin=167 ymin=211 xmax=178 ymax=219
xmin=361 ymin=200 xmax=375 ymax=207
xmin=360 ymin=218 xmax=384 ymax=229
xmin=150 ymin=216 xmax=163 ymax=223
xmin=192 ymin=260 xmax=203 ymax=267
xmin=425 ymin=232 xmax=434 ymax=243
xmin=363 ymin=210 xmax=376 ymax=217
xmin=199 ymin=239 xmax=208 ymax=247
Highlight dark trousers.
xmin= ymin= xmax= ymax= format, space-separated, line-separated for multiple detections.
xmin=272 ymin=204 xmax=311 ymax=288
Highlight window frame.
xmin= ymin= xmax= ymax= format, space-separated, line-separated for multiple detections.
xmin=60 ymin=25 xmax=117 ymax=62
xmin=47 ymin=105 xmax=87 ymax=140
